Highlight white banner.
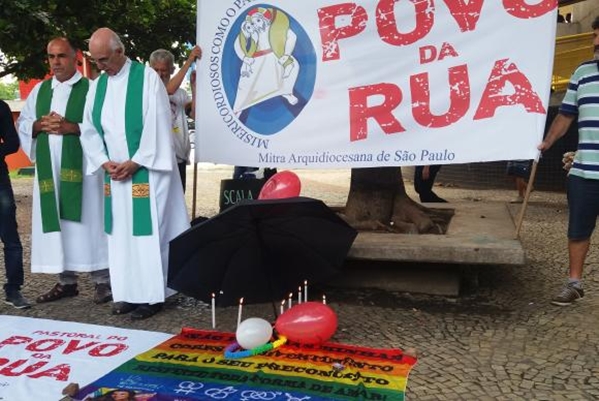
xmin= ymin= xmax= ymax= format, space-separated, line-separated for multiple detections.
xmin=196 ymin=0 xmax=557 ymax=169
xmin=0 ymin=316 xmax=171 ymax=400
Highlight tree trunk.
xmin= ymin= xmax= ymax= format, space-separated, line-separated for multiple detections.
xmin=343 ymin=167 xmax=451 ymax=234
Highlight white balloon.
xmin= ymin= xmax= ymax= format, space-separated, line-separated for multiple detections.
xmin=236 ymin=318 xmax=273 ymax=349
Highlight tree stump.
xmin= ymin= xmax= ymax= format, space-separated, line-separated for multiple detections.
xmin=342 ymin=167 xmax=453 ymax=234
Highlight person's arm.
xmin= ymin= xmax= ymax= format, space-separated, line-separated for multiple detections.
xmin=540 ymin=65 xmax=579 ymax=152
xmin=79 ymin=81 xmax=110 ymax=175
xmin=538 ymin=113 xmax=575 ymax=152
xmin=166 ymin=45 xmax=202 ymax=95
xmin=0 ymin=101 xmax=20 ymax=157
xmin=130 ymin=67 xmax=175 ymax=172
xmin=16 ymin=82 xmax=42 ymax=160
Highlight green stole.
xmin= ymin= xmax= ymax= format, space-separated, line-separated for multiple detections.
xmin=91 ymin=61 xmax=152 ymax=236
xmin=35 ymin=77 xmax=89 ymax=233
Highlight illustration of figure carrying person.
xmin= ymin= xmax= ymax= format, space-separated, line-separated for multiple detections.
xmin=233 ymin=6 xmax=300 ymax=114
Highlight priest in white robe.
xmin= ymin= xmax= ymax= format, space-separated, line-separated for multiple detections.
xmin=17 ymin=37 xmax=110 ymax=305
xmin=80 ymin=28 xmax=190 ymax=320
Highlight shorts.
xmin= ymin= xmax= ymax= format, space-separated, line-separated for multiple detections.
xmin=506 ymin=160 xmax=531 ymax=179
xmin=567 ymin=174 xmax=599 ymax=240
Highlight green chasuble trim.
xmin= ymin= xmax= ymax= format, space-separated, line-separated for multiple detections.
xmin=35 ymin=78 xmax=89 ymax=233
xmin=92 ymin=61 xmax=152 ymax=236
xmin=124 ymin=63 xmax=152 ymax=236
xmin=92 ymin=76 xmax=112 ymax=234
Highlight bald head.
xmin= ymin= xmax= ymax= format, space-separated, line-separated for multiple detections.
xmin=90 ymin=28 xmax=124 ymax=52
xmin=89 ymin=28 xmax=127 ymax=76
xmin=47 ymin=37 xmax=78 ymax=82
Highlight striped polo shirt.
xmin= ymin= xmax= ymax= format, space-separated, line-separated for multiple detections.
xmin=560 ymin=60 xmax=599 ymax=179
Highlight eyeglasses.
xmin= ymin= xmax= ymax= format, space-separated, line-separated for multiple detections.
xmin=90 ymin=49 xmax=118 ymax=66
xmin=91 ymin=58 xmax=109 ymax=66
xmin=90 ymin=56 xmax=111 ymax=66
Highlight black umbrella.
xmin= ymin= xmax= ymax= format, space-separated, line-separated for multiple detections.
xmin=168 ymin=197 xmax=357 ymax=306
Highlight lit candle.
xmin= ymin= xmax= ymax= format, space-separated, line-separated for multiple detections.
xmin=304 ymin=280 xmax=308 ymax=303
xmin=288 ymin=293 xmax=293 ymax=309
xmin=237 ymin=297 xmax=244 ymax=328
xmin=280 ymin=300 xmax=285 ymax=315
xmin=322 ymin=294 xmax=326 ymax=305
xmin=211 ymin=293 xmax=216 ymax=329
xmin=298 ymin=287 xmax=302 ymax=304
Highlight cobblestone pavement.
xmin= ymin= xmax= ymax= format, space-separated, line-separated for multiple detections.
xmin=2 ymin=166 xmax=599 ymax=400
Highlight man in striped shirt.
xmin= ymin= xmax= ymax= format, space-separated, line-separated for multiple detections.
xmin=538 ymin=16 xmax=599 ymax=306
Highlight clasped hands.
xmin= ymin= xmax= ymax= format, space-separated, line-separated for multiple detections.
xmin=39 ymin=111 xmax=77 ymax=135
xmin=102 ymin=160 xmax=140 ymax=181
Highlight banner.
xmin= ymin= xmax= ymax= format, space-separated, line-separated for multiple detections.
xmin=196 ymin=0 xmax=557 ymax=169
xmin=75 ymin=328 xmax=417 ymax=400
xmin=0 ymin=316 xmax=171 ymax=400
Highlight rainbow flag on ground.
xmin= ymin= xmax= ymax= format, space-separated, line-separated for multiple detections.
xmin=74 ymin=328 xmax=417 ymax=400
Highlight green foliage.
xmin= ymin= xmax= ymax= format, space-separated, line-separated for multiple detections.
xmin=0 ymin=80 xmax=19 ymax=100
xmin=0 ymin=0 xmax=196 ymax=80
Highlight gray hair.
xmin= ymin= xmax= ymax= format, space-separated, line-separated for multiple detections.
xmin=109 ymin=32 xmax=125 ymax=52
xmin=149 ymin=49 xmax=174 ymax=68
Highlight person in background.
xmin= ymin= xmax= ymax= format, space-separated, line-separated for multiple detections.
xmin=149 ymin=45 xmax=202 ymax=191
xmin=537 ymin=16 xmax=599 ymax=306
xmin=0 ymin=100 xmax=30 ymax=309
xmin=414 ymin=165 xmax=447 ymax=203
xmin=16 ymin=37 xmax=110 ymax=305
xmin=506 ymin=160 xmax=532 ymax=203
xmin=80 ymin=28 xmax=189 ymax=320
xmin=233 ymin=166 xmax=277 ymax=180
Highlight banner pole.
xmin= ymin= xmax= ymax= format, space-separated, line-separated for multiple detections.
xmin=514 ymin=159 xmax=539 ymax=239
xmin=192 ymin=162 xmax=198 ymax=219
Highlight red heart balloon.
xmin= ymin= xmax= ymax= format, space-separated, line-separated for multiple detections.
xmin=258 ymin=171 xmax=301 ymax=199
xmin=275 ymin=302 xmax=337 ymax=345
